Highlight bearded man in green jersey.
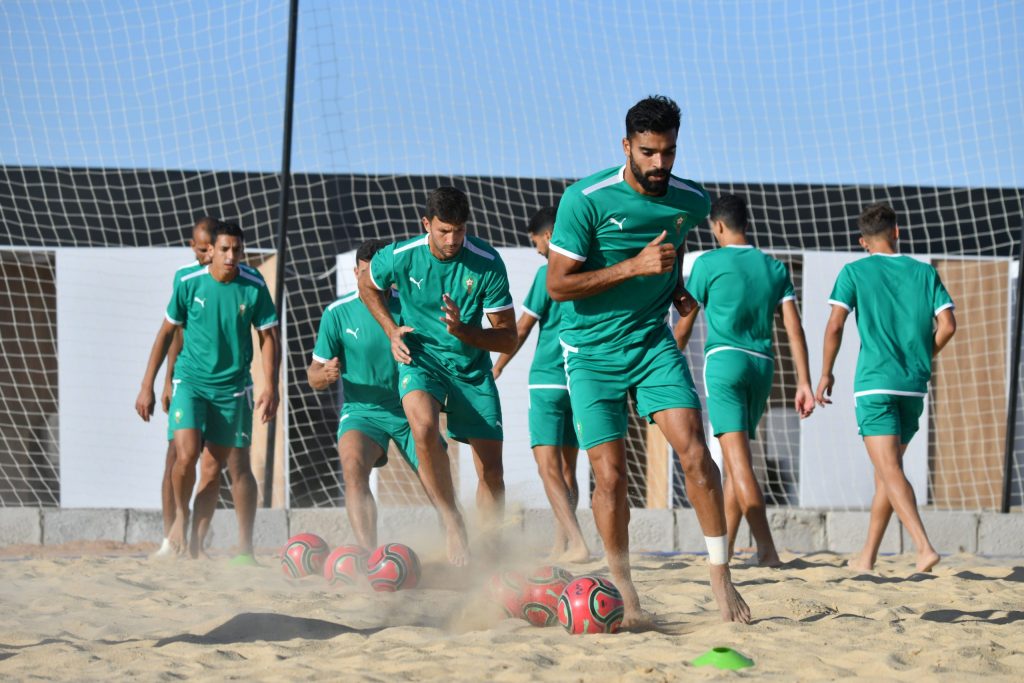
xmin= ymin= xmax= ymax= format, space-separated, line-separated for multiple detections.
xmin=817 ymin=203 xmax=956 ymax=573
xmin=308 ymin=239 xmax=440 ymax=549
xmin=675 ymin=194 xmax=815 ymax=567
xmin=547 ymin=95 xmax=749 ymax=626
xmin=492 ymin=206 xmax=589 ymax=563
xmin=359 ymin=187 xmax=517 ymax=567
xmin=143 ymin=221 xmax=280 ymax=561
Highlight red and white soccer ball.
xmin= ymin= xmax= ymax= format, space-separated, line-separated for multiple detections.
xmin=557 ymin=576 xmax=625 ymax=634
xmin=281 ymin=533 xmax=330 ymax=579
xmin=366 ymin=543 xmax=421 ymax=592
xmin=323 ymin=545 xmax=369 ymax=586
xmin=521 ymin=565 xmax=574 ymax=627
xmin=486 ymin=570 xmax=527 ymax=618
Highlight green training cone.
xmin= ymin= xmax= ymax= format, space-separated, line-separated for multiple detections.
xmin=692 ymin=647 xmax=754 ymax=670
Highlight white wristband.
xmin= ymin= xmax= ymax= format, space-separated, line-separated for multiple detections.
xmin=704 ymin=535 xmax=728 ymax=565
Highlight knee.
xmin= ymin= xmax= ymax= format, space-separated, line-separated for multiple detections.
xmin=677 ymin=443 xmax=708 ymax=477
xmin=481 ymin=460 xmax=505 ymax=490
xmin=593 ymin=465 xmax=625 ymax=496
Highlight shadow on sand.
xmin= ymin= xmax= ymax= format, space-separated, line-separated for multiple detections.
xmin=154 ymin=612 xmax=384 ymax=647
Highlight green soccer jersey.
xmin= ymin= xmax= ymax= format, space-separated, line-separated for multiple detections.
xmin=550 ymin=165 xmax=711 ymax=350
xmin=369 ymin=234 xmax=514 ymax=382
xmin=166 ymin=265 xmax=278 ymax=390
xmin=687 ymin=245 xmax=796 ymax=357
xmin=521 ymin=264 xmax=567 ymax=386
xmin=828 ymin=253 xmax=954 ymax=395
xmin=312 ymin=289 xmax=403 ymax=411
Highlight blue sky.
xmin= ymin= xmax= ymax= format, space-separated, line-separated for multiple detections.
xmin=2 ymin=0 xmax=1021 ymax=187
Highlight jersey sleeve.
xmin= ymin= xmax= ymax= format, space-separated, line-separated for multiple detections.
xmin=482 ymin=256 xmax=514 ymax=314
xmin=311 ymin=307 xmax=345 ymax=370
xmin=165 ymin=274 xmax=188 ymax=326
xmin=368 ymin=243 xmax=397 ymax=291
xmin=549 ymin=187 xmax=595 ymax=262
xmin=931 ymin=267 xmax=955 ymax=315
xmin=778 ymin=260 xmax=796 ymax=306
xmin=828 ymin=265 xmax=855 ymax=311
xmin=522 ymin=267 xmax=551 ymax=320
xmin=253 ymin=281 xmax=279 ymax=330
xmin=686 ymin=255 xmax=709 ymax=308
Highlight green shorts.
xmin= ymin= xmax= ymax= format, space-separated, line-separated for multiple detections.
xmin=337 ymin=404 xmax=419 ymax=470
xmin=528 ymin=386 xmax=578 ymax=448
xmin=564 ymin=327 xmax=701 ymax=450
xmin=703 ymin=348 xmax=774 ymax=439
xmin=855 ymin=392 xmax=925 ymax=444
xmin=169 ymin=379 xmax=252 ymax=448
xmin=398 ymin=359 xmax=503 ymax=443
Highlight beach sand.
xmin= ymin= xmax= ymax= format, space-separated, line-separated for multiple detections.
xmin=0 ymin=543 xmax=1022 ymax=681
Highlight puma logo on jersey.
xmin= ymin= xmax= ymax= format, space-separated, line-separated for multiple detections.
xmin=194 ymin=296 xmax=206 ymax=307
xmin=496 ymin=420 xmax=502 ymax=428
xmin=237 ymin=431 xmax=250 ymax=441
xmin=345 ymin=328 xmax=359 ymax=339
xmin=608 ymin=217 xmax=626 ymax=230
xmin=409 ymin=276 xmax=423 ymax=290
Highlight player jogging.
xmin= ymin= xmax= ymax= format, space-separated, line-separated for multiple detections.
xmin=358 ymin=186 xmax=517 ymax=567
xmin=674 ymin=194 xmax=815 ymax=566
xmin=492 ymin=206 xmax=589 ymax=562
xmin=546 ymin=95 xmax=750 ymax=626
xmin=816 ymin=202 xmax=955 ymax=573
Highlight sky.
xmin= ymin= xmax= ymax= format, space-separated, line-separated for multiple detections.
xmin=1 ymin=0 xmax=1021 ymax=187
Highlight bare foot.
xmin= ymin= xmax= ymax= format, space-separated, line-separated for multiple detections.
xmin=756 ymin=548 xmax=783 ymax=568
xmin=445 ymin=522 xmax=470 ymax=567
xmin=619 ymin=607 xmax=657 ymax=632
xmin=915 ymin=549 xmax=940 ymax=573
xmin=709 ymin=563 xmax=751 ymax=624
xmin=615 ymin=578 xmax=645 ymax=630
xmin=559 ymin=539 xmax=590 ymax=564
xmin=847 ymin=555 xmax=874 ymax=572
xmin=167 ymin=515 xmax=188 ymax=556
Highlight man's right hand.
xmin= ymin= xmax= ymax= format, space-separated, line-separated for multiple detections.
xmin=391 ymin=326 xmax=415 ymax=364
xmin=631 ymin=230 xmax=676 ymax=276
xmin=321 ymin=357 xmax=341 ymax=385
xmin=160 ymin=381 xmax=173 ymax=414
xmin=135 ymin=387 xmax=155 ymax=422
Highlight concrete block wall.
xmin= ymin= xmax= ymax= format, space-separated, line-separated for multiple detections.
xmin=1 ymin=507 xmax=1022 ymax=557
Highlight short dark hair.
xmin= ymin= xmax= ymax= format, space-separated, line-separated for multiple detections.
xmin=709 ymin=194 xmax=749 ymax=233
xmin=625 ymin=95 xmax=681 ymax=138
xmin=424 ymin=186 xmax=470 ymax=225
xmin=527 ymin=206 xmax=558 ymax=235
xmin=193 ymin=215 xmax=219 ymax=236
xmin=356 ymin=238 xmax=388 ymax=263
xmin=858 ymin=203 xmax=898 ymax=238
xmin=212 ymin=220 xmax=244 ymax=243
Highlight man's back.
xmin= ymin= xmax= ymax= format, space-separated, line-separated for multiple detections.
xmin=688 ymin=246 xmax=794 ymax=357
xmin=551 ymin=165 xmax=711 ymax=350
xmin=829 ymin=254 xmax=953 ymax=394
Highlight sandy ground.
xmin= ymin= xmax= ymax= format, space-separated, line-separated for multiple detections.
xmin=0 ymin=543 xmax=1022 ymax=682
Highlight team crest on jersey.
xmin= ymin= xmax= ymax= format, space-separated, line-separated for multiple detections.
xmin=465 ymin=277 xmax=475 ymax=293
xmin=402 ymin=376 xmax=410 ymax=389
xmin=674 ymin=215 xmax=686 ymax=233
xmin=238 ymin=302 xmax=247 ymax=316
xmin=174 ymin=409 xmax=183 ymax=424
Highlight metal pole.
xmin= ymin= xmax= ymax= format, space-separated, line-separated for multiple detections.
xmin=1000 ymin=220 xmax=1024 ymax=513
xmin=263 ymin=0 xmax=300 ymax=508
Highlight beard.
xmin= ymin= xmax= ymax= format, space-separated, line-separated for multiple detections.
xmin=629 ymin=156 xmax=669 ymax=195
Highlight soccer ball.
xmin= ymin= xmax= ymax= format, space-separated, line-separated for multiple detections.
xmin=281 ymin=533 xmax=330 ymax=579
xmin=557 ymin=576 xmax=625 ymax=634
xmin=366 ymin=543 xmax=421 ymax=592
xmin=486 ymin=570 xmax=527 ymax=618
xmin=521 ymin=565 xmax=573 ymax=627
xmin=323 ymin=545 xmax=369 ymax=586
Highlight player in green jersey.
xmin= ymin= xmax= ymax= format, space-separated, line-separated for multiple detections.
xmin=135 ymin=216 xmax=220 ymax=557
xmin=359 ymin=187 xmax=517 ymax=567
xmin=492 ymin=206 xmax=589 ymax=563
xmin=308 ymin=239 xmax=440 ymax=548
xmin=816 ymin=203 xmax=955 ymax=573
xmin=674 ymin=194 xmax=815 ymax=567
xmin=547 ymin=96 xmax=749 ymax=626
xmin=141 ymin=221 xmax=280 ymax=560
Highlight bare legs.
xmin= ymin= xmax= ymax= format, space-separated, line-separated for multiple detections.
xmin=719 ymin=431 xmax=780 ymax=566
xmin=533 ymin=444 xmax=588 ymax=562
xmin=339 ymin=431 xmax=382 ymax=549
xmin=850 ymin=438 xmax=939 ymax=573
xmin=169 ymin=429 xmax=201 ymax=555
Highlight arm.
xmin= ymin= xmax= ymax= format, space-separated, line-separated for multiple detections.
xmin=160 ymin=326 xmax=184 ymax=413
xmin=673 ymin=306 xmax=699 ymax=350
xmin=441 ymin=295 xmax=517 ymax=354
xmin=358 ymin=270 xmax=414 ymax=364
xmin=815 ymin=305 xmax=850 ymax=406
xmin=546 ymin=230 xmax=676 ymax=302
xmin=307 ymin=357 xmax=341 ymax=391
xmin=934 ymin=308 xmax=956 ymax=356
xmin=255 ymin=325 xmax=281 ymax=424
xmin=780 ymin=300 xmax=815 ymax=418
xmin=135 ymin=319 xmax=179 ymax=422
xmin=492 ymin=313 xmax=539 ymax=379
